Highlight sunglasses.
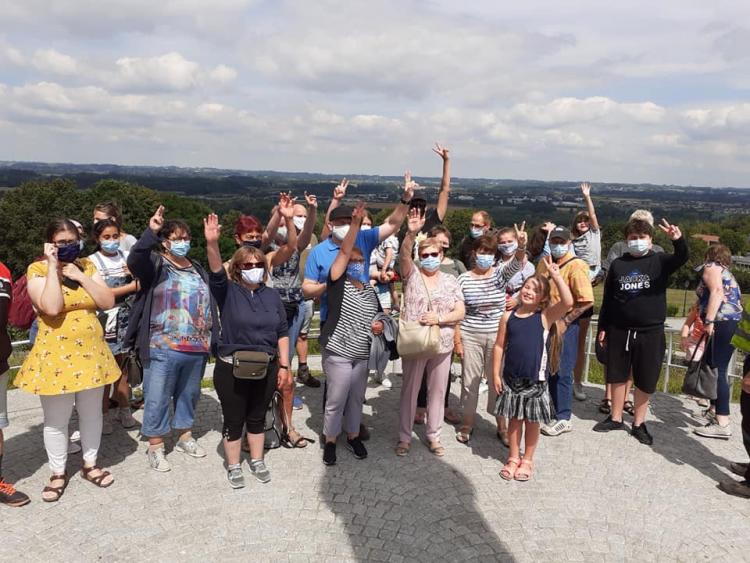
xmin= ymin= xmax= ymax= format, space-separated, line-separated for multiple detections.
xmin=470 ymin=223 xmax=485 ymax=229
xmin=240 ymin=262 xmax=264 ymax=270
xmin=420 ymin=252 xmax=440 ymax=259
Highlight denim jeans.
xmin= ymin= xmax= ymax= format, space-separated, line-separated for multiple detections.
xmin=286 ymin=301 xmax=305 ymax=366
xmin=549 ymin=320 xmax=580 ymax=421
xmin=707 ymin=319 xmax=739 ymax=417
xmin=141 ymin=348 xmax=208 ymax=438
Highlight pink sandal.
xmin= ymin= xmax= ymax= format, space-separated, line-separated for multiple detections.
xmin=515 ymin=458 xmax=534 ymax=481
xmin=500 ymin=457 xmax=520 ymax=481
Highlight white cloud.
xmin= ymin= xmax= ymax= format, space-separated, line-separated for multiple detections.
xmin=113 ymin=52 xmax=200 ymax=92
xmin=31 ymin=49 xmax=79 ymax=75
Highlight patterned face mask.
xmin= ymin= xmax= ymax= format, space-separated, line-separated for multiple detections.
xmin=346 ymin=261 xmax=365 ymax=279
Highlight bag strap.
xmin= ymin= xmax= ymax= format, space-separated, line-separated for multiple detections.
xmin=689 ymin=331 xmax=711 ymax=363
xmin=417 ymin=270 xmax=435 ymax=312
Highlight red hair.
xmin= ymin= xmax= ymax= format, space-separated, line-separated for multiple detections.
xmin=234 ymin=215 xmax=263 ymax=237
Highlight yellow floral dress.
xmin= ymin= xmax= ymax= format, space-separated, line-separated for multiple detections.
xmin=14 ymin=259 xmax=120 ymax=395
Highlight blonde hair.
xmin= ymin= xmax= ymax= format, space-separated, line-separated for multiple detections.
xmin=629 ymin=209 xmax=654 ymax=226
xmin=418 ymin=236 xmax=442 ymax=254
xmin=227 ymin=246 xmax=268 ymax=284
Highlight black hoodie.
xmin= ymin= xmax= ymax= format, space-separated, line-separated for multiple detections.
xmin=598 ymin=237 xmax=688 ymax=331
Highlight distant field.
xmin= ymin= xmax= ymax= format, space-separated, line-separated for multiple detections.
xmin=592 ymin=286 xmax=750 ymax=315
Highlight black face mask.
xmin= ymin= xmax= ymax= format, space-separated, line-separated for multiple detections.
xmin=242 ymin=240 xmax=262 ymax=249
xmin=57 ymin=243 xmax=81 ymax=263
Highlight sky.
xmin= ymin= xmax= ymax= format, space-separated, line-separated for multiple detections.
xmin=1 ymin=0 xmax=749 ymax=187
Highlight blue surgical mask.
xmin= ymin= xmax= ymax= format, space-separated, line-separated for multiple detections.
xmin=420 ymin=256 xmax=441 ymax=272
xmin=470 ymin=227 xmax=483 ymax=239
xmin=498 ymin=241 xmax=518 ymax=256
xmin=550 ymin=243 xmax=568 ymax=259
xmin=475 ymin=254 xmax=495 ymax=269
xmin=169 ymin=240 xmax=191 ymax=257
xmin=100 ymin=240 xmax=120 ymax=254
xmin=57 ymin=243 xmax=81 ymax=263
xmin=627 ymin=239 xmax=651 ymax=256
xmin=346 ymin=262 xmax=365 ymax=279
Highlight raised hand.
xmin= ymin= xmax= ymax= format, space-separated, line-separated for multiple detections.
xmin=406 ymin=207 xmax=425 ymax=234
xmin=514 ymin=221 xmax=527 ymax=248
xmin=658 ymin=218 xmax=682 ymax=240
xmin=351 ymin=200 xmax=367 ymax=224
xmin=333 ymin=178 xmax=349 ymax=201
xmin=432 ymin=143 xmax=450 ymax=161
xmin=43 ymin=242 xmax=58 ymax=263
xmin=543 ymin=255 xmax=560 ymax=278
xmin=541 ymin=221 xmax=556 ymax=233
xmin=149 ymin=205 xmax=165 ymax=233
xmin=278 ymin=192 xmax=295 ymax=219
xmin=580 ymin=182 xmax=591 ymax=197
xmin=304 ymin=191 xmax=318 ymax=208
xmin=402 ymin=170 xmax=419 ymax=203
xmin=203 ymin=213 xmax=222 ymax=244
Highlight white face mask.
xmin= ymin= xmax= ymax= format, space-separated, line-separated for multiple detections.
xmin=627 ymin=238 xmax=651 ymax=256
xmin=360 ymin=225 xmax=372 ymax=231
xmin=293 ymin=217 xmax=306 ymax=231
xmin=331 ymin=224 xmax=350 ymax=241
xmin=241 ymin=268 xmax=264 ymax=285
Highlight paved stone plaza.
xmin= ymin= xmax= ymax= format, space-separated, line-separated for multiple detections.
xmin=1 ymin=365 xmax=749 ymax=562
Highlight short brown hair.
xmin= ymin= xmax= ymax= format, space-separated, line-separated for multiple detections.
xmin=227 ymin=246 xmax=268 ymax=284
xmin=429 ymin=225 xmax=452 ymax=242
xmin=571 ymin=211 xmax=591 ymax=237
xmin=705 ymin=244 xmax=732 ymax=268
xmin=623 ymin=219 xmax=654 ymax=238
xmin=473 ymin=210 xmax=491 ymax=226
xmin=472 ymin=234 xmax=497 ymax=254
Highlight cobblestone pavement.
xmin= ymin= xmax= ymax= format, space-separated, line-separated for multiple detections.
xmin=2 ymin=361 xmax=749 ymax=562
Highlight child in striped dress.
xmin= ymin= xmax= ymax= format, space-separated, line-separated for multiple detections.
xmin=491 ymin=256 xmax=573 ymax=481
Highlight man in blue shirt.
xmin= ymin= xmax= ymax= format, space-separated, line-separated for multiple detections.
xmin=302 ymin=179 xmax=415 ymax=322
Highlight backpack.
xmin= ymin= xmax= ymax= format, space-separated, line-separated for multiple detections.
xmin=8 ymin=274 xmax=35 ymax=330
xmin=264 ymin=391 xmax=285 ymax=450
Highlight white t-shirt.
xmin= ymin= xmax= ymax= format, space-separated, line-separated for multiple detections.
xmin=372 ymin=235 xmax=399 ymax=269
xmin=90 ymin=249 xmax=130 ymax=280
xmin=119 ymin=234 xmax=138 ymax=253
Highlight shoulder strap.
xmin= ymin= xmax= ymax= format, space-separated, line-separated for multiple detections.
xmin=417 ymin=271 xmax=435 ymax=312
xmin=91 ymin=251 xmax=107 ymax=273
xmin=557 ymin=256 xmax=584 ymax=271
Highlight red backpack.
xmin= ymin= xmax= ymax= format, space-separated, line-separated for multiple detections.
xmin=8 ymin=274 xmax=36 ymax=330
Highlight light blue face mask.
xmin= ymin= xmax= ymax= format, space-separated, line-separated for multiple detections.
xmin=470 ymin=227 xmax=484 ymax=239
xmin=346 ymin=261 xmax=365 ymax=279
xmin=627 ymin=238 xmax=651 ymax=256
xmin=498 ymin=241 xmax=518 ymax=256
xmin=420 ymin=255 xmax=441 ymax=272
xmin=550 ymin=243 xmax=568 ymax=259
xmin=475 ymin=254 xmax=495 ymax=269
xmin=100 ymin=240 xmax=120 ymax=254
xmin=169 ymin=240 xmax=191 ymax=257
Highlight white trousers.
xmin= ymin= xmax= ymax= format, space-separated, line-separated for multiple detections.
xmin=40 ymin=387 xmax=104 ymax=474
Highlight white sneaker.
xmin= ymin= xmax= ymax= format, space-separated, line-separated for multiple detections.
xmin=479 ymin=380 xmax=489 ymax=395
xmin=573 ymin=383 xmax=587 ymax=401
xmin=147 ymin=446 xmax=171 ymax=472
xmin=381 ymin=376 xmax=392 ymax=389
xmin=102 ymin=412 xmax=114 ymax=436
xmin=541 ymin=419 xmax=572 ymax=436
xmin=118 ymin=407 xmax=138 ymax=429
xmin=175 ymin=438 xmax=207 ymax=458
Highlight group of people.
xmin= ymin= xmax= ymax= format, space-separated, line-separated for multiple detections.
xmin=1 ymin=144 xmax=749 ymax=507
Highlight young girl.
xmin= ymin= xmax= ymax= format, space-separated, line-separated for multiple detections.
xmin=491 ymin=256 xmax=573 ymax=481
xmin=88 ymin=218 xmax=139 ymax=432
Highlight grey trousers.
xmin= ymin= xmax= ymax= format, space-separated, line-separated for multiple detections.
xmin=322 ymin=351 xmax=369 ymax=438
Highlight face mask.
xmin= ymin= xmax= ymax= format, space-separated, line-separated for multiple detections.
xmin=498 ymin=241 xmax=518 ymax=256
xmin=100 ymin=240 xmax=120 ymax=254
xmin=293 ymin=217 xmax=306 ymax=231
xmin=470 ymin=227 xmax=484 ymax=239
xmin=550 ymin=243 xmax=568 ymax=259
xmin=332 ymin=225 xmax=350 ymax=241
xmin=276 ymin=226 xmax=288 ymax=241
xmin=627 ymin=239 xmax=651 ymax=256
xmin=475 ymin=254 xmax=495 ymax=269
xmin=241 ymin=268 xmax=264 ymax=285
xmin=57 ymin=243 xmax=81 ymax=263
xmin=346 ymin=262 xmax=365 ymax=279
xmin=360 ymin=225 xmax=372 ymax=231
xmin=242 ymin=240 xmax=261 ymax=249
xmin=168 ymin=240 xmax=191 ymax=257
xmin=420 ymin=256 xmax=441 ymax=272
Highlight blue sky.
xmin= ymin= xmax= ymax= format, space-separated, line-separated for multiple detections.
xmin=0 ymin=0 xmax=749 ymax=186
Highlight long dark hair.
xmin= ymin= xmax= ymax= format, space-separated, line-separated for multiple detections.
xmin=45 ymin=219 xmax=80 ymax=243
xmin=91 ymin=218 xmax=120 ymax=249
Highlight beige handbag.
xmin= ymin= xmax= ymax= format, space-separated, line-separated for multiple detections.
xmin=397 ymin=272 xmax=441 ymax=360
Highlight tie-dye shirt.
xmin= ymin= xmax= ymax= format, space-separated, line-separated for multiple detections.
xmin=149 ymin=261 xmax=211 ymax=353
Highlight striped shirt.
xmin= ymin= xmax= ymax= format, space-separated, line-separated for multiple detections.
xmin=458 ymin=258 xmax=522 ymax=333
xmin=325 ymin=280 xmax=379 ymax=359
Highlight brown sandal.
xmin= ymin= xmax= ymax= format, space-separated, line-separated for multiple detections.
xmin=80 ymin=465 xmax=114 ymax=488
xmin=42 ymin=473 xmax=69 ymax=502
xmin=455 ymin=426 xmax=472 ymax=444
xmin=395 ymin=442 xmax=410 ymax=456
xmin=428 ymin=441 xmax=446 ymax=457
xmin=286 ymin=429 xmax=309 ymax=448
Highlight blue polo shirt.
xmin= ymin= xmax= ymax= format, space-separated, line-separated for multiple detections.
xmin=304 ymin=227 xmax=380 ymax=321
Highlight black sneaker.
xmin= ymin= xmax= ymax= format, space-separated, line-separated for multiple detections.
xmin=0 ymin=478 xmax=31 ymax=507
xmin=345 ymin=437 xmax=368 ymax=460
xmin=296 ymin=365 xmax=321 ymax=388
xmin=593 ymin=416 xmax=625 ymax=433
xmin=631 ymin=423 xmax=654 ymax=445
xmin=359 ymin=424 xmax=370 ymax=442
xmin=323 ymin=442 xmax=337 ymax=466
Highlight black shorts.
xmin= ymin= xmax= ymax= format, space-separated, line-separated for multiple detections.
xmin=604 ymin=326 xmax=665 ymax=394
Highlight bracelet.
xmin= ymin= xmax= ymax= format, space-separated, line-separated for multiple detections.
xmin=704 ymin=320 xmax=715 ymax=325
xmin=278 ymin=365 xmax=289 ymax=370
xmin=400 ymin=198 xmax=410 ymax=205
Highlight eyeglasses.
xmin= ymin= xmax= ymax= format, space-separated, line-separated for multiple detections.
xmin=54 ymin=240 xmax=78 ymax=248
xmin=470 ymin=223 xmax=485 ymax=229
xmin=240 ymin=262 xmax=264 ymax=270
xmin=420 ymin=252 xmax=440 ymax=259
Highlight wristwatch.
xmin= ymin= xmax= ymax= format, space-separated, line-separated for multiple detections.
xmin=400 ymin=198 xmax=410 ymax=205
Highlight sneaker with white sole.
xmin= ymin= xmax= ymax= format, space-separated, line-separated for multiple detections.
xmin=693 ymin=421 xmax=732 ymax=439
xmin=227 ymin=464 xmax=245 ymax=489
xmin=175 ymin=438 xmax=207 ymax=458
xmin=147 ymin=446 xmax=171 ymax=472
xmin=692 ymin=408 xmax=716 ymax=425
xmin=249 ymin=459 xmax=271 ymax=483
xmin=573 ymin=383 xmax=587 ymax=401
xmin=541 ymin=419 xmax=572 ymax=436
xmin=118 ymin=407 xmax=138 ymax=429
xmin=381 ymin=376 xmax=392 ymax=389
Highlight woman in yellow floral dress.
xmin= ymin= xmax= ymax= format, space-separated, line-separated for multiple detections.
xmin=15 ymin=219 xmax=120 ymax=502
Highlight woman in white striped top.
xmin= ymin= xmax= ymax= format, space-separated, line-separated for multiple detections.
xmin=455 ymin=226 xmax=528 ymax=444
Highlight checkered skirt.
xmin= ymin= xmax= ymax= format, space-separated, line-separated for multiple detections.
xmin=493 ymin=377 xmax=555 ymax=424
